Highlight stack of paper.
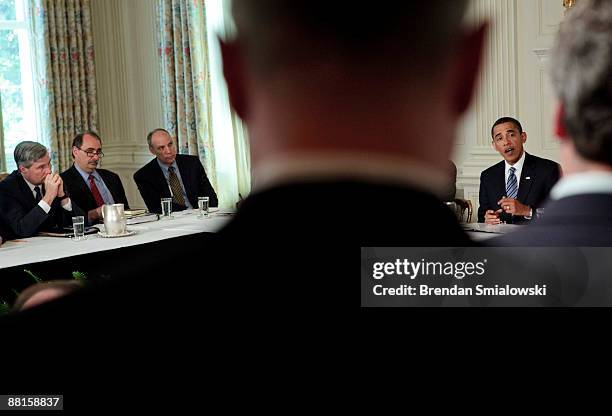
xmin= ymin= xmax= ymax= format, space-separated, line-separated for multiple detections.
xmin=125 ymin=209 xmax=148 ymax=218
xmin=126 ymin=213 xmax=159 ymax=225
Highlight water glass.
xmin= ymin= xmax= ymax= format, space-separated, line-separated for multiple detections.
xmin=161 ymin=198 xmax=173 ymax=219
xmin=198 ymin=196 xmax=210 ymax=218
xmin=72 ymin=216 xmax=85 ymax=241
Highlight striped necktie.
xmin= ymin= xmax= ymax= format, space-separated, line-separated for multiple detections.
xmin=168 ymin=166 xmax=186 ymax=206
xmin=506 ymin=167 xmax=518 ymax=199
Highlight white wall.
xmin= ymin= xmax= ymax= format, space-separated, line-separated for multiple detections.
xmin=454 ymin=0 xmax=564 ymax=220
xmin=90 ymin=0 xmax=163 ymax=209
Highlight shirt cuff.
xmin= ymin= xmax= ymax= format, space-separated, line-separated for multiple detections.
xmin=38 ymin=200 xmax=51 ymax=214
xmin=61 ymin=198 xmax=72 ymax=211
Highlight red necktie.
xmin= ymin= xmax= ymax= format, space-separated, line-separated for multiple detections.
xmin=89 ymin=175 xmax=105 ymax=207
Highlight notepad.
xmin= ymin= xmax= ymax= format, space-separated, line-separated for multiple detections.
xmin=125 ymin=209 xmax=148 ymax=218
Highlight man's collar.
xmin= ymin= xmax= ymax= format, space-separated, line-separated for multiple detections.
xmin=505 ymin=151 xmax=526 ymax=172
xmin=252 ymin=152 xmax=449 ymax=198
xmin=157 ymin=158 xmax=177 ymax=172
xmin=551 ymin=171 xmax=612 ymax=200
xmin=20 ymin=174 xmax=39 ymax=193
xmin=74 ymin=163 xmax=98 ymax=180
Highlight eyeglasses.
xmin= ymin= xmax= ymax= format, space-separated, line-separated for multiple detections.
xmin=77 ymin=147 xmax=104 ymax=158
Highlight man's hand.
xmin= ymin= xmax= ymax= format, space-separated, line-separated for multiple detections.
xmin=42 ymin=173 xmax=61 ymax=204
xmin=56 ymin=175 xmax=65 ymax=198
xmin=484 ymin=209 xmax=503 ymax=225
xmin=88 ymin=206 xmax=103 ymax=223
xmin=497 ymin=197 xmax=530 ymax=217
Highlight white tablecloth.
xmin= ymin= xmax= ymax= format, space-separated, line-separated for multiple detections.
xmin=463 ymin=223 xmax=524 ymax=241
xmin=0 ymin=209 xmax=233 ymax=269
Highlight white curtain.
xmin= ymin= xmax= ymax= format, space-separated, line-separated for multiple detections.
xmin=205 ymin=0 xmax=251 ymax=207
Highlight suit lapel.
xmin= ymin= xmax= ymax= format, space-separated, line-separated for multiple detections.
xmin=16 ymin=174 xmax=37 ymax=206
xmin=494 ymin=161 xmax=506 ymax=199
xmin=71 ymin=166 xmax=97 ymax=208
xmin=517 ymin=153 xmax=535 ymax=203
xmin=176 ymin=155 xmax=193 ymax=205
xmin=154 ymin=160 xmax=172 ymax=198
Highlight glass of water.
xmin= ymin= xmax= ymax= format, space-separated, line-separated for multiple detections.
xmin=72 ymin=216 xmax=85 ymax=241
xmin=198 ymin=196 xmax=210 ymax=218
xmin=161 ymin=198 xmax=173 ymax=219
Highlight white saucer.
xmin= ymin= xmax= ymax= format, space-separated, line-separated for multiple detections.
xmin=98 ymin=229 xmax=137 ymax=238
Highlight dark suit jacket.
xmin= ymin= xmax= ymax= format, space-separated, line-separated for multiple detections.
xmin=0 ymin=180 xmax=474 ymax=397
xmin=133 ymin=154 xmax=218 ymax=213
xmin=478 ymin=153 xmax=560 ymax=224
xmin=0 ymin=170 xmax=84 ymax=240
xmin=61 ymin=165 xmax=130 ymax=215
xmin=488 ymin=194 xmax=612 ymax=246
xmin=220 ymin=181 xmax=472 ymax=246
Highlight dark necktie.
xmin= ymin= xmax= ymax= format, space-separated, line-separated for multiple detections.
xmin=168 ymin=166 xmax=186 ymax=206
xmin=89 ymin=175 xmax=105 ymax=207
xmin=506 ymin=167 xmax=518 ymax=199
xmin=34 ymin=186 xmax=42 ymax=203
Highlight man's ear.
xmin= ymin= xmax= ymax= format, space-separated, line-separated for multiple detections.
xmin=220 ymin=38 xmax=248 ymax=119
xmin=554 ymin=102 xmax=569 ymax=140
xmin=18 ymin=165 xmax=25 ymax=174
xmin=451 ymin=23 xmax=488 ymax=115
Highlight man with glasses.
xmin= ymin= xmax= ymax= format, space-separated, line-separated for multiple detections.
xmin=61 ymin=131 xmax=130 ymax=223
xmin=0 ymin=141 xmax=84 ymax=239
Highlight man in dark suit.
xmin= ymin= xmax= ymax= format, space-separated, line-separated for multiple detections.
xmin=61 ymin=131 xmax=130 ymax=224
xmin=133 ymin=128 xmax=218 ymax=214
xmin=0 ymin=141 xmax=84 ymax=240
xmin=0 ymin=0 xmax=487 ymax=398
xmin=219 ymin=0 xmax=485 ymax=247
xmin=478 ymin=117 xmax=560 ymax=224
xmin=492 ymin=0 xmax=612 ymax=246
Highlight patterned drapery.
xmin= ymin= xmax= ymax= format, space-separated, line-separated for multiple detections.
xmin=157 ymin=0 xmax=217 ymax=190
xmin=0 ymin=94 xmax=5 ymax=172
xmin=30 ymin=0 xmax=98 ymax=171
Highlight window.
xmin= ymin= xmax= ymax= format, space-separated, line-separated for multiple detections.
xmin=0 ymin=0 xmax=38 ymax=172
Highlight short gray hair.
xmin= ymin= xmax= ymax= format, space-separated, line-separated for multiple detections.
xmin=551 ymin=0 xmax=612 ymax=165
xmin=14 ymin=141 xmax=49 ymax=168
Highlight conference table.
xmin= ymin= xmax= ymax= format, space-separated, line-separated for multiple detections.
xmin=463 ymin=223 xmax=524 ymax=242
xmin=0 ymin=209 xmax=234 ymax=299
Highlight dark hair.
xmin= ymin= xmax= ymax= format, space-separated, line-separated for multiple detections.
xmin=72 ymin=131 xmax=102 ymax=149
xmin=491 ymin=117 xmax=523 ymax=139
xmin=551 ymin=0 xmax=612 ymax=165
xmin=146 ymin=128 xmax=171 ymax=148
xmin=231 ymin=0 xmax=469 ymax=77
